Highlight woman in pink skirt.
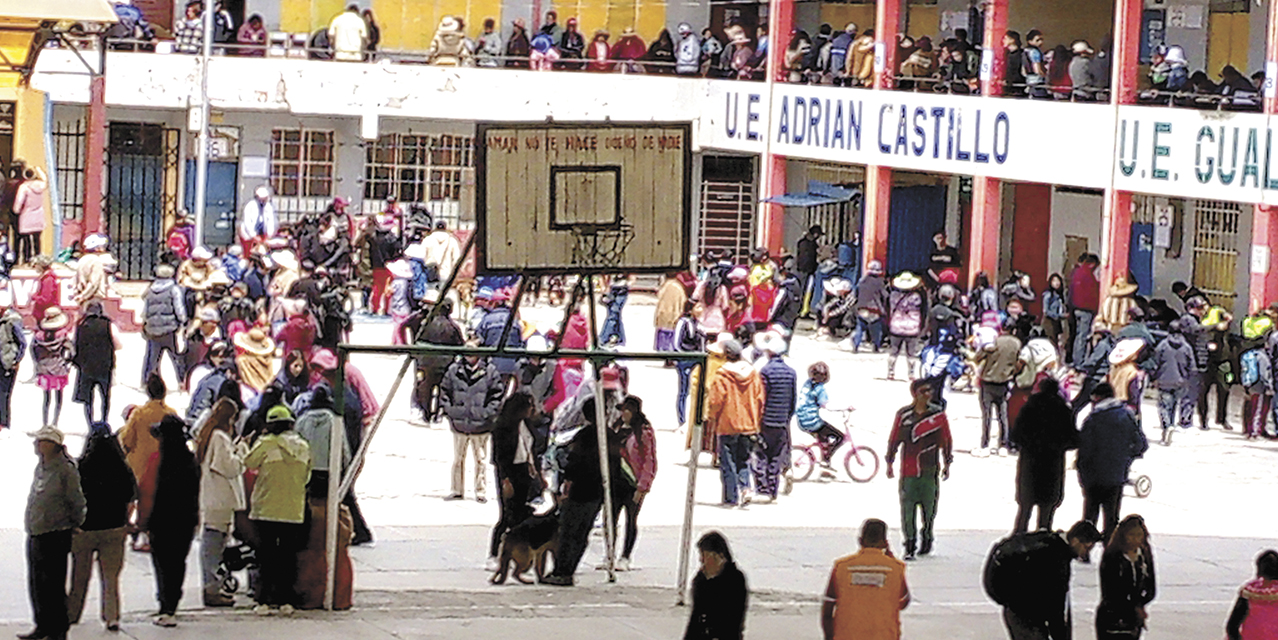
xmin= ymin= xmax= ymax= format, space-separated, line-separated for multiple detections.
xmin=33 ymin=306 xmax=73 ymax=426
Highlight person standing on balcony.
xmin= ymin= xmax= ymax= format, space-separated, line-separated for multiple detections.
xmin=612 ymin=28 xmax=648 ymax=74
xmin=236 ymin=14 xmax=267 ymax=56
xmin=1002 ymin=31 xmax=1026 ymax=97
xmin=362 ymin=8 xmax=381 ymax=58
xmin=505 ymin=19 xmax=531 ymax=68
xmin=583 ymin=29 xmax=611 ymax=71
xmin=646 ymin=28 xmax=676 ymax=75
xmin=560 ymin=18 xmax=585 ymax=69
xmin=1024 ymin=30 xmax=1047 ymax=98
xmin=427 ymin=16 xmax=471 ymax=66
xmin=1068 ymin=41 xmax=1097 ymax=101
xmin=476 ymin=19 xmax=503 ymax=67
xmin=848 ymin=28 xmax=875 ymax=86
xmin=828 ymin=24 xmax=855 ymax=86
xmin=173 ymin=1 xmax=203 ymax=55
xmin=328 ymin=4 xmax=368 ymax=62
xmin=674 ymin=23 xmax=700 ymax=76
xmin=539 ymin=11 xmax=562 ymax=44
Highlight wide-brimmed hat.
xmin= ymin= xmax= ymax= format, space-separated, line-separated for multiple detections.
xmin=1109 ymin=277 xmax=1138 ymax=297
xmin=271 ymin=250 xmax=299 ymax=272
xmin=621 ymin=26 xmax=636 ymax=36
xmin=753 ymin=330 xmax=787 ymax=356
xmin=731 ymin=32 xmax=751 ymax=45
xmin=823 ymin=277 xmax=852 ymax=296
xmin=83 ymin=233 xmax=109 ymax=252
xmin=191 ymin=246 xmax=213 ymax=261
xmin=706 ymin=332 xmax=733 ymax=355
xmin=29 ymin=424 xmax=64 ymax=445
xmin=233 ymin=327 xmax=275 ymax=357
xmin=40 ymin=307 xmax=68 ymax=331
xmin=1071 ymin=40 xmax=1093 ymax=55
xmin=206 ymin=269 xmax=232 ymax=288
xmin=254 ymin=185 xmax=272 ymax=199
xmin=387 ymin=259 xmax=413 ymax=280
xmin=1108 ymin=338 xmax=1144 ymax=365
xmin=892 ymin=272 xmax=923 ymax=291
xmin=866 ymin=260 xmax=884 ymax=276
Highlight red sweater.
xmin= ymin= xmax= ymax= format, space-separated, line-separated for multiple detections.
xmin=1069 ymin=265 xmax=1099 ymax=313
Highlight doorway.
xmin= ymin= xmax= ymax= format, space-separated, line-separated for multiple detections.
xmin=185 ymin=160 xmax=239 ymax=247
xmin=887 ymin=185 xmax=947 ymax=276
xmin=107 ymin=123 xmax=176 ymax=280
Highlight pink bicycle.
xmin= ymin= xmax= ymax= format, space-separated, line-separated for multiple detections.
xmin=787 ymin=409 xmax=880 ymax=488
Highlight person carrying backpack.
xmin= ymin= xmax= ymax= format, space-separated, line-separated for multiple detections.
xmin=1240 ymin=342 xmax=1273 ymax=441
xmin=983 ymin=521 xmax=1104 ymax=640
xmin=885 ymin=272 xmax=928 ymax=381
xmin=1150 ymin=320 xmax=1196 ymax=445
xmin=0 ymin=298 xmax=26 ymax=429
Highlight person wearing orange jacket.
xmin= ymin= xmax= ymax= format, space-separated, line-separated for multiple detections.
xmin=706 ymin=339 xmax=763 ymax=507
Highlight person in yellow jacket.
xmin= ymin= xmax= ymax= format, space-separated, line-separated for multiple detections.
xmin=244 ymin=405 xmax=311 ymax=615
xmin=822 ymin=518 xmax=910 ymax=640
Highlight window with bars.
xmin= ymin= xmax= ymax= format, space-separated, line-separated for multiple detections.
xmin=53 ymin=120 xmax=86 ymax=221
xmin=363 ymin=133 xmax=473 ymax=203
xmin=1191 ymin=199 xmax=1241 ymax=308
xmin=270 ymin=128 xmax=334 ymax=198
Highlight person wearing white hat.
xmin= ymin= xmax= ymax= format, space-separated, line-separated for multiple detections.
xmin=141 ymin=263 xmax=188 ymax=386
xmin=754 ymin=332 xmax=795 ymax=502
xmin=75 ymin=235 xmax=113 ymax=308
xmin=1107 ymin=337 xmax=1147 ymax=420
xmin=239 ymin=185 xmax=277 ymax=256
xmin=22 ymin=424 xmax=86 ymax=640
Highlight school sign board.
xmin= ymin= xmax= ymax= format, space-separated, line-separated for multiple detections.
xmin=699 ymin=80 xmax=1278 ymax=207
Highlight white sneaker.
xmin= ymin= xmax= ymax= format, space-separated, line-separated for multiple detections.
xmin=617 ymin=557 xmax=632 ymax=572
xmin=997 ymin=447 xmax=1009 ymax=457
xmin=279 ymin=604 xmax=295 ymax=616
xmin=254 ymin=604 xmax=274 ymax=616
xmin=485 ymin=556 xmax=500 ymax=572
xmin=152 ymin=614 xmax=177 ymax=628
xmin=972 ymin=447 xmax=990 ymax=458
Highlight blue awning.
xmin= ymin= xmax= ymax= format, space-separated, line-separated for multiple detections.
xmin=760 ymin=180 xmax=861 ymax=207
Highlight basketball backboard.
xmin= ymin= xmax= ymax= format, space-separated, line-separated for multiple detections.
xmin=476 ymin=122 xmax=692 ymax=274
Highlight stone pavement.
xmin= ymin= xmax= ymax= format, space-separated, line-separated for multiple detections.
xmin=0 ymin=296 xmax=1271 ymax=638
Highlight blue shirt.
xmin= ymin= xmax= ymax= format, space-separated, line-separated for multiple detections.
xmin=796 ymin=380 xmax=828 ymax=432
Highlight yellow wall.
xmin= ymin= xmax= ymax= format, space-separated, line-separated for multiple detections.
xmin=1207 ymin=12 xmax=1249 ymax=78
xmin=1007 ymin=0 xmax=1113 ymax=51
xmin=820 ymin=5 xmax=875 ymax=36
xmin=371 ymin=0 xmax=667 ymax=50
xmin=0 ymin=86 xmax=53 ymax=254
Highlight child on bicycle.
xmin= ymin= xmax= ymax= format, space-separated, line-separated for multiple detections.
xmin=796 ymin=362 xmax=846 ymax=474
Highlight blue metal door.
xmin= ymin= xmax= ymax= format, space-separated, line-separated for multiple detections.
xmin=887 ymin=185 xmax=947 ymax=276
xmin=185 ymin=160 xmax=239 ymax=247
xmin=1129 ymin=222 xmax=1154 ymax=296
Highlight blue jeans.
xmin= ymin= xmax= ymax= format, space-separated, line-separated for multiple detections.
xmin=675 ymin=360 xmax=696 ymax=425
xmin=718 ymin=434 xmax=753 ymax=505
xmin=853 ymin=316 xmax=884 ymax=351
xmin=1071 ymin=310 xmax=1095 ymax=366
xmin=599 ymin=312 xmax=625 ymax=346
xmin=1157 ymin=388 xmax=1193 ymax=431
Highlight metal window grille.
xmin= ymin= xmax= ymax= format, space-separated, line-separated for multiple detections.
xmin=698 ymin=181 xmax=755 ymax=261
xmin=270 ymin=128 xmax=334 ymax=199
xmin=363 ymin=133 xmax=473 ymax=229
xmin=1191 ymin=199 xmax=1241 ymax=308
xmin=52 ymin=120 xmax=86 ymax=221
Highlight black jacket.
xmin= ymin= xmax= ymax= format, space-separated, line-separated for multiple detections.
xmin=151 ymin=442 xmax=201 ymax=534
xmin=73 ymin=314 xmax=115 ymax=379
xmin=77 ymin=433 xmax=137 ymax=531
xmin=1077 ymin=399 xmax=1148 ymax=489
xmin=684 ymin=562 xmax=748 ymax=640
xmin=984 ymin=531 xmax=1075 ymax=636
xmin=418 ymin=314 xmax=464 ymax=374
xmin=1011 ymin=389 xmax=1079 ymax=506
xmin=795 ymin=236 xmax=818 ymax=275
xmin=1097 ymin=546 xmax=1156 ymax=635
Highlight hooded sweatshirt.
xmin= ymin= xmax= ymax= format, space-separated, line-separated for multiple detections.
xmin=1151 ymin=332 xmax=1195 ymax=390
xmin=707 ymin=360 xmax=763 ymax=436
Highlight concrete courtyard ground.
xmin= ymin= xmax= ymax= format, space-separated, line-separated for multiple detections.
xmin=0 ymin=294 xmax=1270 ymax=638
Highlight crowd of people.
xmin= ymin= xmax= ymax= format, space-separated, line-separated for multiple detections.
xmin=98 ymin=0 xmax=1272 ymax=112
xmin=6 ymin=173 xmax=1276 ymax=639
